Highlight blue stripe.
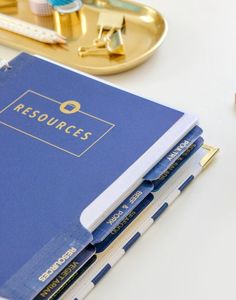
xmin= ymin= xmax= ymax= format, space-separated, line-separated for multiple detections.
xmin=95 ymin=194 xmax=154 ymax=253
xmin=123 ymin=233 xmax=141 ymax=252
xmin=152 ymin=203 xmax=168 ymax=221
xmin=92 ymin=264 xmax=111 ymax=286
xmin=178 ymin=175 xmax=194 ymax=192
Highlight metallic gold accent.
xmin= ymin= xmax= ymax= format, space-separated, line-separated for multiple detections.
xmin=0 ymin=0 xmax=17 ymax=8
xmin=78 ymin=29 xmax=125 ymax=57
xmin=60 ymin=100 xmax=81 ymax=114
xmin=0 ymin=0 xmax=17 ymax=14
xmin=38 ymin=247 xmax=77 ymax=282
xmin=107 ymin=29 xmax=125 ymax=55
xmin=89 ymin=11 xmax=126 ymax=56
xmin=0 ymin=0 xmax=167 ymax=75
xmin=200 ymin=144 xmax=219 ymax=169
xmin=78 ymin=45 xmax=108 ymax=57
xmin=78 ymin=11 xmax=126 ymax=57
xmin=53 ymin=9 xmax=81 ymax=40
xmin=0 ymin=90 xmax=115 ymax=158
xmin=97 ymin=11 xmax=125 ymax=31
xmin=95 ymin=11 xmax=125 ymax=44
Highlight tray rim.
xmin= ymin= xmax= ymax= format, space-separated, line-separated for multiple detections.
xmin=0 ymin=0 xmax=168 ymax=75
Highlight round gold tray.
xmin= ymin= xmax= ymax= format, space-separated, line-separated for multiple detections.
xmin=0 ymin=0 xmax=167 ymax=75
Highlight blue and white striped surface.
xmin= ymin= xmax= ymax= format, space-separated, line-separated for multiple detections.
xmin=62 ymin=146 xmax=209 ymax=300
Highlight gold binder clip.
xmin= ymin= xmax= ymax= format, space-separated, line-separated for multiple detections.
xmin=78 ymin=12 xmax=126 ymax=58
xmin=78 ymin=46 xmax=109 ymax=57
xmin=106 ymin=29 xmax=125 ymax=55
xmin=78 ymin=30 xmax=125 ymax=57
xmin=94 ymin=12 xmax=125 ymax=47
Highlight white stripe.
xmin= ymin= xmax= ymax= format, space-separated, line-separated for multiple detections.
xmin=109 ymin=249 xmax=125 ymax=267
xmin=167 ymin=189 xmax=181 ymax=205
xmin=139 ymin=218 xmax=154 ymax=235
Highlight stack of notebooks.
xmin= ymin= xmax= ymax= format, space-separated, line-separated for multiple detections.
xmin=0 ymin=53 xmax=218 ymax=300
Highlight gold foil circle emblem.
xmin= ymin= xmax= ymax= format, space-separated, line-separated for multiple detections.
xmin=60 ymin=100 xmax=81 ymax=114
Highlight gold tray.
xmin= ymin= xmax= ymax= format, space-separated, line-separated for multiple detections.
xmin=0 ymin=0 xmax=167 ymax=75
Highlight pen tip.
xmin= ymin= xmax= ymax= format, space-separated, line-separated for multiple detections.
xmin=55 ymin=36 xmax=67 ymax=44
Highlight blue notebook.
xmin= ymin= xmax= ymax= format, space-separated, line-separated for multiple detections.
xmin=0 ymin=53 xmax=197 ymax=299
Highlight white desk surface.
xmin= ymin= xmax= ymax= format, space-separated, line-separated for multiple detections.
xmin=1 ymin=0 xmax=236 ymax=299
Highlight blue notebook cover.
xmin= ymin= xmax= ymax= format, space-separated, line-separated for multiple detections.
xmin=0 ymin=53 xmax=193 ymax=299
